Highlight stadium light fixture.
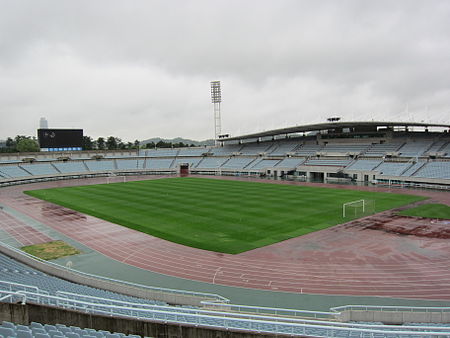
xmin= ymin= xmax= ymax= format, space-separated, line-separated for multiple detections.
xmin=211 ymin=81 xmax=222 ymax=146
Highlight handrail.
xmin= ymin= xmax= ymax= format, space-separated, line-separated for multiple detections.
xmin=201 ymin=300 xmax=336 ymax=319
xmin=1 ymin=289 xmax=449 ymax=337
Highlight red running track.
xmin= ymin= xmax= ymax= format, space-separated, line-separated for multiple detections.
xmin=0 ymin=175 xmax=449 ymax=300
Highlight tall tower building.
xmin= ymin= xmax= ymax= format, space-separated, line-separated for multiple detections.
xmin=39 ymin=117 xmax=48 ymax=129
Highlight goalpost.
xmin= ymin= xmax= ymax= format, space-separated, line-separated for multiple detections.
xmin=343 ymin=199 xmax=375 ymax=218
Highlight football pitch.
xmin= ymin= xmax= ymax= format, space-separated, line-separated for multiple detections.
xmin=25 ymin=177 xmax=425 ymax=254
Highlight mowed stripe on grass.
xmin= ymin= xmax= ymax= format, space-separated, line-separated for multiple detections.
xmin=24 ymin=177 xmax=425 ymax=253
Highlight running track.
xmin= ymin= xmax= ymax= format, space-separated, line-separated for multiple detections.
xmin=0 ymin=175 xmax=449 ymax=301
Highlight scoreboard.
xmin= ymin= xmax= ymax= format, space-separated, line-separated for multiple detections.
xmin=38 ymin=129 xmax=83 ymax=151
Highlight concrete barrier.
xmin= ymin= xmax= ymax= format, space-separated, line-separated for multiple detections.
xmin=338 ymin=310 xmax=450 ymax=324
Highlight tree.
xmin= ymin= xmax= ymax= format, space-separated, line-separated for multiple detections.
xmin=134 ymin=140 xmax=140 ymax=149
xmin=106 ymin=136 xmax=118 ymax=150
xmin=17 ymin=138 xmax=39 ymax=152
xmin=82 ymin=136 xmax=93 ymax=150
xmin=97 ymin=137 xmax=105 ymax=150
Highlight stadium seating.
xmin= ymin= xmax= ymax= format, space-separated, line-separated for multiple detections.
xmin=364 ymin=142 xmax=404 ymax=157
xmin=0 ymin=321 xmax=141 ymax=338
xmin=195 ymin=157 xmax=228 ymax=169
xmin=238 ymin=142 xmax=274 ymax=155
xmin=220 ymin=157 xmax=256 ymax=169
xmin=145 ymin=149 xmax=179 ymax=157
xmin=400 ymin=161 xmax=426 ymax=176
xmin=275 ymin=157 xmax=306 ymax=168
xmin=0 ymin=253 xmax=165 ymax=306
xmin=397 ymin=140 xmax=434 ymax=157
xmin=209 ymin=144 xmax=242 ymax=156
xmin=346 ymin=160 xmax=382 ymax=171
xmin=171 ymin=157 xmax=202 ymax=168
xmin=374 ymin=162 xmax=411 ymax=176
xmin=19 ymin=164 xmax=59 ymax=176
xmin=0 ymin=165 xmax=32 ymax=178
xmin=321 ymin=143 xmax=370 ymax=154
xmin=84 ymin=160 xmax=115 ymax=172
xmin=145 ymin=158 xmax=173 ymax=169
xmin=250 ymin=159 xmax=281 ymax=170
xmin=177 ymin=147 xmax=210 ymax=156
xmin=52 ymin=162 xmax=88 ymax=174
xmin=115 ymin=159 xmax=144 ymax=170
xmin=294 ymin=144 xmax=323 ymax=156
xmin=304 ymin=159 xmax=352 ymax=167
xmin=412 ymin=161 xmax=450 ymax=179
xmin=269 ymin=141 xmax=301 ymax=156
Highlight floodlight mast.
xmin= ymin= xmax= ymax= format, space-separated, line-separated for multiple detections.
xmin=211 ymin=81 xmax=222 ymax=146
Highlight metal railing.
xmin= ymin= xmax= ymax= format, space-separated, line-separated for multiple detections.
xmin=1 ymin=288 xmax=450 ymax=337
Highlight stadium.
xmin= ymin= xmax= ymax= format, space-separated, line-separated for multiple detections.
xmin=1 ymin=119 xmax=450 ymax=337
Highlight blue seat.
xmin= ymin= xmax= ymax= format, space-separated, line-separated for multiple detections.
xmin=34 ymin=333 xmax=51 ymax=338
xmin=16 ymin=330 xmax=33 ymax=338
xmin=0 ymin=327 xmax=16 ymax=337
xmin=1 ymin=322 xmax=15 ymax=329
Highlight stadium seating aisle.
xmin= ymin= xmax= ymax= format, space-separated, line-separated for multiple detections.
xmin=1 ymin=321 xmax=142 ymax=338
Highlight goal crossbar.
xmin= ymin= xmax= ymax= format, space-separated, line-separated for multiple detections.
xmin=343 ymin=199 xmax=366 ymax=218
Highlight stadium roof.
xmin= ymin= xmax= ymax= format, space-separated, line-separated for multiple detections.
xmin=221 ymin=121 xmax=450 ymax=141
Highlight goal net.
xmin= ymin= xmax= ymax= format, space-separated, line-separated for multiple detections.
xmin=342 ymin=199 xmax=375 ymax=218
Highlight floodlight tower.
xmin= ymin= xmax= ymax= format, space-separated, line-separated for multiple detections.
xmin=210 ymin=81 xmax=222 ymax=146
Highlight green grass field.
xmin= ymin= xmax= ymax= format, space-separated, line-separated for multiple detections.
xmin=25 ymin=177 xmax=425 ymax=254
xmin=399 ymin=203 xmax=450 ymax=219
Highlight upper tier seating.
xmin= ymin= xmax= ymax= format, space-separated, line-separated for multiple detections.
xmin=239 ymin=142 xmax=274 ymax=155
xmin=52 ymin=162 xmax=88 ymax=174
xmin=209 ymin=144 xmax=242 ymax=156
xmin=269 ymin=141 xmax=300 ymax=156
xmin=20 ymin=163 xmax=59 ymax=176
xmin=295 ymin=144 xmax=323 ymax=156
xmin=439 ymin=142 xmax=450 ymax=157
xmin=177 ymin=147 xmax=210 ymax=156
xmin=145 ymin=149 xmax=179 ymax=157
xmin=346 ymin=160 xmax=382 ymax=171
xmin=0 ymin=165 xmax=31 ymax=178
xmin=220 ymin=157 xmax=256 ymax=169
xmin=321 ymin=144 xmax=371 ymax=154
xmin=397 ymin=140 xmax=434 ymax=157
xmin=364 ymin=143 xmax=403 ymax=156
xmin=84 ymin=160 xmax=115 ymax=171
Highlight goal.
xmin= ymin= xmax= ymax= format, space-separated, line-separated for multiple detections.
xmin=342 ymin=199 xmax=375 ymax=218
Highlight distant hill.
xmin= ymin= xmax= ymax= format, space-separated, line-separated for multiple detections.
xmin=140 ymin=137 xmax=215 ymax=147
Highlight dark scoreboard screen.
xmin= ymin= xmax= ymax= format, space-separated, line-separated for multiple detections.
xmin=38 ymin=129 xmax=83 ymax=150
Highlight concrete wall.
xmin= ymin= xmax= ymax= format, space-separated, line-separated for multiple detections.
xmin=338 ymin=310 xmax=450 ymax=324
xmin=0 ymin=302 xmax=285 ymax=338
xmin=0 ymin=245 xmax=220 ymax=307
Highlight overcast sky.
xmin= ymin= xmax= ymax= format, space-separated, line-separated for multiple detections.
xmin=1 ymin=0 xmax=449 ymax=142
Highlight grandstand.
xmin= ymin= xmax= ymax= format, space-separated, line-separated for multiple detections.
xmin=1 ymin=120 xmax=450 ymax=337
xmin=1 ymin=121 xmax=448 ymax=189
